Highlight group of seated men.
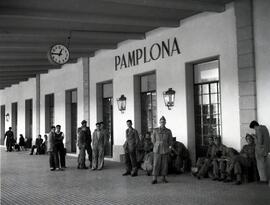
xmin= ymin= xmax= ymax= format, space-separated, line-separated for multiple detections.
xmin=29 ymin=134 xmax=48 ymax=155
xmin=192 ymin=134 xmax=257 ymax=185
xmin=136 ymin=132 xmax=190 ymax=176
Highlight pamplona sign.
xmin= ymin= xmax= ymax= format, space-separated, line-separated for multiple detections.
xmin=115 ymin=37 xmax=181 ymax=71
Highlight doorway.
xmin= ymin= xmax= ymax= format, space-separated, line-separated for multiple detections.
xmin=66 ymin=89 xmax=77 ymax=153
xmin=11 ymin=102 xmax=18 ymax=140
xmin=193 ymin=60 xmax=221 ymax=158
xmin=25 ymin=99 xmax=33 ymax=139
xmin=0 ymin=105 xmax=5 ymax=145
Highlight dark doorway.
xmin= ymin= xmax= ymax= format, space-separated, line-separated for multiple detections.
xmin=193 ymin=60 xmax=221 ymax=158
xmin=66 ymin=89 xmax=77 ymax=153
xmin=25 ymin=99 xmax=33 ymax=139
xmin=45 ymin=94 xmax=54 ymax=133
xmin=102 ymin=82 xmax=113 ymax=157
xmin=11 ymin=102 xmax=18 ymax=140
xmin=0 ymin=105 xmax=5 ymax=145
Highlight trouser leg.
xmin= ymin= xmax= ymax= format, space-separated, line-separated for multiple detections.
xmin=219 ymin=161 xmax=227 ymax=179
xmin=49 ymin=151 xmax=55 ymax=169
xmin=125 ymin=152 xmax=132 ymax=173
xmin=256 ymin=155 xmax=268 ymax=182
xmin=59 ymin=143 xmax=65 ymax=168
xmin=54 ymin=145 xmax=60 ymax=169
xmin=30 ymin=145 xmax=36 ymax=154
xmin=97 ymin=146 xmax=105 ymax=170
xmin=153 ymin=153 xmax=161 ymax=177
xmin=129 ymin=150 xmax=138 ymax=174
xmin=160 ymin=154 xmax=169 ymax=176
xmin=212 ymin=160 xmax=219 ymax=178
xmin=86 ymin=146 xmax=92 ymax=167
xmin=92 ymin=147 xmax=98 ymax=169
xmin=78 ymin=146 xmax=86 ymax=168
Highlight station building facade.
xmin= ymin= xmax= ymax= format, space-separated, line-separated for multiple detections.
xmin=0 ymin=1 xmax=269 ymax=163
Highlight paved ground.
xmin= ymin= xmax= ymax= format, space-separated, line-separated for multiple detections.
xmin=1 ymin=148 xmax=270 ymax=205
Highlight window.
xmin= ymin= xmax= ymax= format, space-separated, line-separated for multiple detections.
xmin=194 ymin=60 xmax=221 ymax=146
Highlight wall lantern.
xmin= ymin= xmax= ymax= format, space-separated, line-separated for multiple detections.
xmin=117 ymin=94 xmax=127 ymax=114
xmin=5 ymin=113 xmax=10 ymax=122
xmin=163 ymin=88 xmax=176 ymax=110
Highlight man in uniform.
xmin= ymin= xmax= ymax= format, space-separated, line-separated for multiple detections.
xmin=48 ymin=126 xmax=56 ymax=171
xmin=169 ymin=137 xmax=190 ymax=174
xmin=224 ymin=134 xmax=256 ymax=185
xmin=151 ymin=116 xmax=173 ymax=184
xmin=30 ymin=134 xmax=43 ymax=155
xmin=122 ymin=120 xmax=140 ymax=177
xmin=211 ymin=136 xmax=228 ymax=180
xmin=78 ymin=120 xmax=92 ymax=169
xmin=249 ymin=120 xmax=270 ymax=183
xmin=92 ymin=123 xmax=106 ymax=170
xmin=4 ymin=127 xmax=14 ymax=152
xmin=193 ymin=136 xmax=216 ymax=179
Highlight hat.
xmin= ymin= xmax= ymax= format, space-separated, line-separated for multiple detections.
xmin=81 ymin=120 xmax=87 ymax=125
xmin=160 ymin=116 xmax=166 ymax=121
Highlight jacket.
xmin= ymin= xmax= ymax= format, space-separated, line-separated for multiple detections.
xmin=77 ymin=126 xmax=91 ymax=147
xmin=152 ymin=127 xmax=173 ymax=154
xmin=47 ymin=131 xmax=55 ymax=152
xmin=123 ymin=128 xmax=139 ymax=153
xmin=255 ymin=125 xmax=270 ymax=158
xmin=92 ymin=129 xmax=106 ymax=148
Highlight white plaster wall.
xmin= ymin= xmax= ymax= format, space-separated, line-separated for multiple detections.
xmin=40 ymin=59 xmax=84 ymax=148
xmin=90 ymin=3 xmax=241 ymax=153
xmin=0 ymin=78 xmax=36 ymax=142
xmin=254 ymin=0 xmax=270 ymax=129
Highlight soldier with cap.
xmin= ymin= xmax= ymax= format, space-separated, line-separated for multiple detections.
xmin=151 ymin=116 xmax=173 ymax=184
xmin=77 ymin=120 xmax=92 ymax=169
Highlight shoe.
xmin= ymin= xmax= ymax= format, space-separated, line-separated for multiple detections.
xmin=131 ymin=173 xmax=138 ymax=177
xmin=152 ymin=180 xmax=157 ymax=184
xmin=235 ymin=181 xmax=242 ymax=185
xmin=218 ymin=177 xmax=225 ymax=181
xmin=212 ymin=177 xmax=218 ymax=181
xmin=77 ymin=166 xmax=81 ymax=169
xmin=56 ymin=168 xmax=63 ymax=171
xmin=82 ymin=167 xmax=88 ymax=169
xmin=162 ymin=179 xmax=168 ymax=183
xmin=223 ymin=178 xmax=232 ymax=183
xmin=50 ymin=168 xmax=55 ymax=171
xmin=92 ymin=168 xmax=96 ymax=171
xmin=122 ymin=172 xmax=131 ymax=176
xmin=197 ymin=175 xmax=201 ymax=180
xmin=29 ymin=153 xmax=33 ymax=155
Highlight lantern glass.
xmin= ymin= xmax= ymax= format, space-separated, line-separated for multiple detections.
xmin=117 ymin=95 xmax=126 ymax=113
xmin=5 ymin=113 xmax=10 ymax=122
xmin=163 ymin=88 xmax=176 ymax=110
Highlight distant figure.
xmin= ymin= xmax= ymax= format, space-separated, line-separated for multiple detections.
xmin=100 ymin=122 xmax=109 ymax=155
xmin=249 ymin=120 xmax=270 ymax=183
xmin=141 ymin=133 xmax=154 ymax=176
xmin=4 ymin=127 xmax=14 ymax=152
xmin=48 ymin=126 xmax=56 ymax=171
xmin=39 ymin=135 xmax=48 ymax=154
xmin=19 ymin=134 xmax=26 ymax=151
xmin=151 ymin=116 xmax=173 ymax=184
xmin=92 ymin=123 xmax=106 ymax=170
xmin=30 ymin=135 xmax=43 ymax=155
xmin=122 ymin=120 xmax=139 ymax=177
xmin=25 ymin=136 xmax=32 ymax=149
xmin=54 ymin=125 xmax=65 ymax=170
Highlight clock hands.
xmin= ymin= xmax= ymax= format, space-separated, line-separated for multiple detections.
xmin=51 ymin=49 xmax=63 ymax=56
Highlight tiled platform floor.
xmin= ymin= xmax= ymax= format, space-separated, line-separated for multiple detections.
xmin=1 ymin=148 xmax=270 ymax=205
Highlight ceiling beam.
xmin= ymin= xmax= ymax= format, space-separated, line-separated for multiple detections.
xmin=101 ymin=0 xmax=225 ymax=12
xmin=0 ymin=8 xmax=179 ymax=27
xmin=0 ymin=52 xmax=95 ymax=60
xmin=0 ymin=65 xmax=60 ymax=72
xmin=0 ymin=79 xmax=28 ymax=84
xmin=0 ymin=42 xmax=117 ymax=50
xmin=0 ymin=59 xmax=77 ymax=66
xmin=0 ymin=74 xmax=37 ymax=79
xmin=0 ymin=71 xmax=48 ymax=77
xmin=0 ymin=29 xmax=145 ymax=41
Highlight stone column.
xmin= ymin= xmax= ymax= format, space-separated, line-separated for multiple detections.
xmin=235 ymin=0 xmax=257 ymax=145
xmin=36 ymin=74 xmax=40 ymax=136
xmin=82 ymin=57 xmax=90 ymax=123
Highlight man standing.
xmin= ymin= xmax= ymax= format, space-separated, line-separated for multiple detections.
xmin=54 ymin=125 xmax=65 ymax=170
xmin=92 ymin=123 xmax=106 ymax=170
xmin=249 ymin=120 xmax=270 ymax=183
xmin=48 ymin=126 xmax=56 ymax=171
xmin=152 ymin=116 xmax=173 ymax=184
xmin=4 ymin=127 xmax=14 ymax=152
xmin=122 ymin=120 xmax=139 ymax=177
xmin=77 ymin=120 xmax=92 ymax=168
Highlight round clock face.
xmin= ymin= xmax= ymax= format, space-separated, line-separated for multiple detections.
xmin=49 ymin=44 xmax=70 ymax=65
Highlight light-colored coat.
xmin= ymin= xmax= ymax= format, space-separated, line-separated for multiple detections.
xmin=92 ymin=129 xmax=106 ymax=148
xmin=152 ymin=127 xmax=173 ymax=154
xmin=255 ymin=125 xmax=270 ymax=158
xmin=47 ymin=131 xmax=55 ymax=152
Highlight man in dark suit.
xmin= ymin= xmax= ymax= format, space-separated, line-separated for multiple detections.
xmin=4 ymin=127 xmax=14 ymax=152
xmin=122 ymin=120 xmax=140 ymax=177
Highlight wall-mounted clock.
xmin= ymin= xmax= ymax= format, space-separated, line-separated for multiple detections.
xmin=48 ymin=44 xmax=70 ymax=65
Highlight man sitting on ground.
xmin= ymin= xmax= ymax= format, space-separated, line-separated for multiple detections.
xmin=224 ymin=134 xmax=257 ymax=185
xmin=168 ymin=137 xmax=190 ymax=174
xmin=30 ymin=135 xmax=43 ymax=155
